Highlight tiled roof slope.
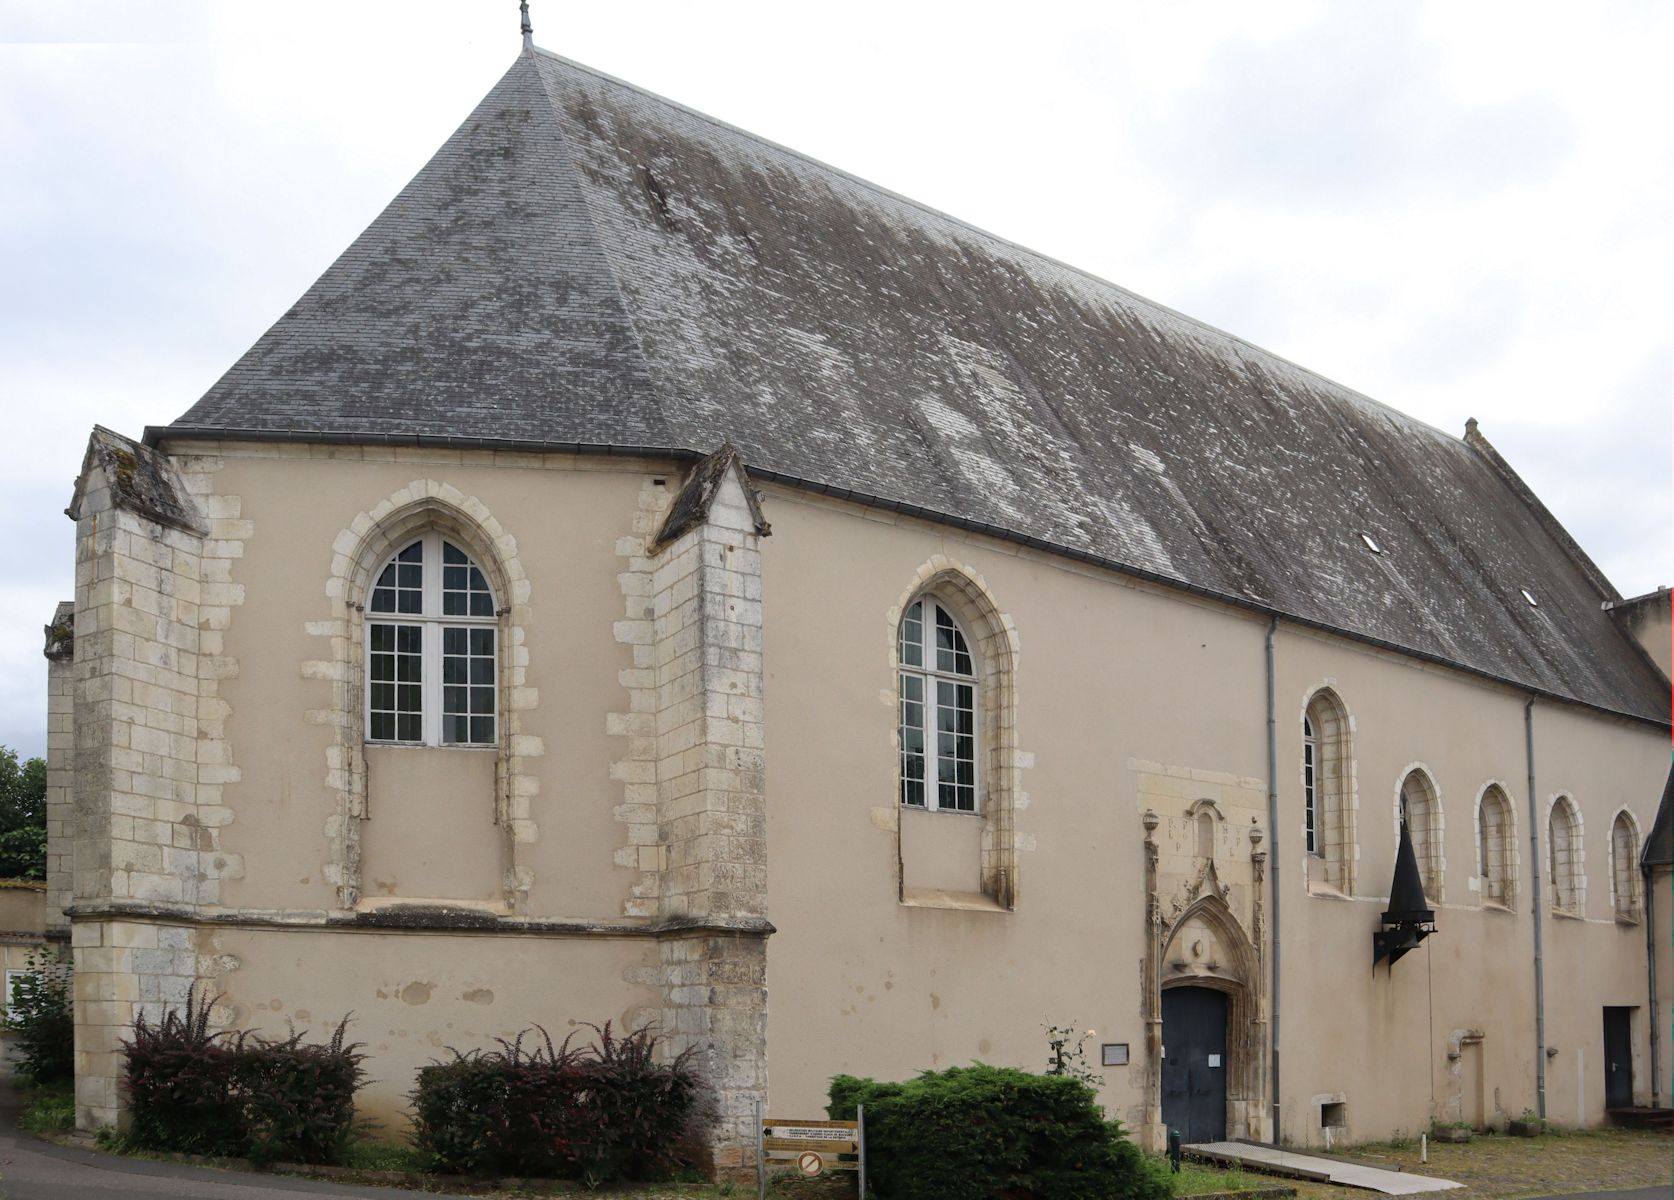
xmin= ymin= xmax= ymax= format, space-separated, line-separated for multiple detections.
xmin=165 ymin=50 xmax=1668 ymax=725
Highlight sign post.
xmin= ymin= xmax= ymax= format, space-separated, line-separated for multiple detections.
xmin=760 ymin=1113 xmax=866 ymax=1192
xmin=755 ymin=1099 xmax=766 ymax=1200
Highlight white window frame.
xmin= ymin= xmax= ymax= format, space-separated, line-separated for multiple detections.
xmin=898 ymin=596 xmax=979 ymax=814
xmin=364 ymin=531 xmax=499 ymax=748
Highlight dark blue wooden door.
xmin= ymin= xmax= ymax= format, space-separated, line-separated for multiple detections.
xmin=1161 ymin=986 xmax=1228 ymax=1143
xmin=1603 ymin=1007 xmax=1633 ymax=1109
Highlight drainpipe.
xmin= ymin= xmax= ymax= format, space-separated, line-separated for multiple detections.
xmin=1645 ymin=861 xmax=1660 ymax=1105
xmin=1266 ymin=617 xmax=1282 ymax=1142
xmin=1525 ymin=697 xmax=1547 ymax=1119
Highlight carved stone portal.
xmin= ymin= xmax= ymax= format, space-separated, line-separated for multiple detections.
xmin=1141 ymin=804 xmax=1268 ymax=1150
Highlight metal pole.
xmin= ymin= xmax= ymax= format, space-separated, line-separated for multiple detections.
xmin=756 ymin=1098 xmax=766 ymax=1200
xmin=1525 ymin=697 xmax=1547 ymax=1119
xmin=857 ymin=1104 xmax=867 ymax=1200
xmin=1645 ymin=861 xmax=1661 ymax=1105
xmin=1265 ymin=617 xmax=1282 ymax=1142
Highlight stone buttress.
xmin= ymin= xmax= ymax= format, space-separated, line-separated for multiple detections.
xmin=59 ymin=428 xmax=239 ymax=1129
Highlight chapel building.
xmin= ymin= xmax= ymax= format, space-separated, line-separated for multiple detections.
xmin=44 ymin=45 xmax=1672 ymax=1168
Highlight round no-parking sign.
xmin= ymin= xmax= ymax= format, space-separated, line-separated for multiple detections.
xmin=797 ymin=1151 xmax=825 ymax=1176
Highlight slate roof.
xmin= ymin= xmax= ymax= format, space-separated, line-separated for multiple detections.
xmin=157 ymin=49 xmax=1669 ymax=726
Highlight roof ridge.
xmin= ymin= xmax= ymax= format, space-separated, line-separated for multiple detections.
xmin=524 ymin=51 xmax=672 ymax=426
xmin=531 ymin=47 xmax=1461 ymax=446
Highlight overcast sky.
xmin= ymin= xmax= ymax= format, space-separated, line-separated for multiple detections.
xmin=1 ymin=1 xmax=1669 ymax=759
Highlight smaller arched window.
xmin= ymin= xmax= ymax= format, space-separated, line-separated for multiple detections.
xmin=1302 ymin=690 xmax=1355 ymax=894
xmin=1477 ymin=785 xmax=1515 ymax=908
xmin=898 ymin=597 xmax=976 ymax=813
xmin=1399 ymin=769 xmax=1443 ymax=902
xmin=1611 ymin=812 xmax=1640 ymax=921
xmin=366 ymin=533 xmax=499 ymax=746
xmin=1548 ymin=796 xmax=1583 ymax=915
xmin=1303 ymin=714 xmax=1319 ymax=856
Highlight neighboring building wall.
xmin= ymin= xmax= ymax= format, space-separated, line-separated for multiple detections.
xmin=0 ymin=883 xmax=50 ymax=1073
xmin=1605 ymin=588 xmax=1671 ymax=681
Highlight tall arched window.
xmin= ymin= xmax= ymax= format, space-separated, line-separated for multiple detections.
xmin=1548 ymin=796 xmax=1583 ymax=915
xmin=1399 ymin=769 xmax=1443 ymax=902
xmin=1477 ymin=785 xmax=1515 ymax=908
xmin=366 ymin=533 xmax=499 ymax=746
xmin=1303 ymin=690 xmax=1355 ymax=893
xmin=898 ymin=597 xmax=977 ymax=813
xmin=1611 ymin=811 xmax=1640 ymax=921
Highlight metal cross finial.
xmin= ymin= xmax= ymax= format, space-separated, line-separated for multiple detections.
xmin=519 ymin=0 xmax=533 ymax=49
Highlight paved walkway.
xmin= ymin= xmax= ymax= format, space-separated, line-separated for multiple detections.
xmin=1188 ymin=1141 xmax=1463 ymax=1194
xmin=0 ymin=1081 xmax=460 ymax=1200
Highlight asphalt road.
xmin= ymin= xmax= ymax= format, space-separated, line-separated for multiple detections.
xmin=0 ymin=1081 xmax=459 ymax=1200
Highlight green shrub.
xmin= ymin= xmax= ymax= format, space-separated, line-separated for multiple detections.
xmin=411 ymin=1021 xmax=698 ymax=1183
xmin=123 ymin=989 xmax=366 ymax=1164
xmin=4 ymin=946 xmax=73 ymax=1085
xmin=829 ymin=1064 xmax=1171 ymax=1200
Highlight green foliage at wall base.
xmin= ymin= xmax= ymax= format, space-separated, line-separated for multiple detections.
xmin=829 ymin=1064 xmax=1172 ymax=1200
xmin=4 ymin=946 xmax=73 ymax=1085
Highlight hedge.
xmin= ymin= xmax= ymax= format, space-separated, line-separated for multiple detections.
xmin=829 ymin=1064 xmax=1171 ymax=1200
xmin=411 ymin=1021 xmax=698 ymax=1184
xmin=123 ymin=990 xmax=365 ymax=1164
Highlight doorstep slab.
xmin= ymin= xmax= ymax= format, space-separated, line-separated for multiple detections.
xmin=1187 ymin=1142 xmax=1463 ymax=1194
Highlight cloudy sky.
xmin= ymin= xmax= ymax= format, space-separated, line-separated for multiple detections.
xmin=1 ymin=1 xmax=1669 ymax=759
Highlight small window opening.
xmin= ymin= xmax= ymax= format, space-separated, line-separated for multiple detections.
xmin=1520 ymin=588 xmax=1539 ymax=607
xmin=1360 ymin=533 xmax=1382 ymax=554
xmin=1321 ymin=1102 xmax=1346 ymax=1128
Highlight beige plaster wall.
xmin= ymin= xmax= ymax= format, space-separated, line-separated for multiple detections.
xmin=203 ymin=448 xmax=653 ymax=921
xmin=207 ymin=925 xmax=659 ymax=1132
xmin=757 ymin=486 xmax=1668 ymax=1144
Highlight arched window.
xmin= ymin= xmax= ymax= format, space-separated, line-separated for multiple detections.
xmin=898 ymin=597 xmax=976 ymax=813
xmin=1399 ymin=769 xmax=1443 ymax=902
xmin=1477 ymin=785 xmax=1515 ymax=908
xmin=366 ymin=533 xmax=499 ymax=746
xmin=1303 ymin=714 xmax=1319 ymax=855
xmin=1303 ymin=690 xmax=1355 ymax=893
xmin=1611 ymin=811 xmax=1640 ymax=921
xmin=1548 ymin=796 xmax=1582 ymax=915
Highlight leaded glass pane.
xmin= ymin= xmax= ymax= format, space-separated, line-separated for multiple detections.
xmin=899 ymin=672 xmax=925 ymax=807
xmin=368 ymin=621 xmax=422 ymax=742
xmin=934 ymin=606 xmax=972 ymax=675
xmin=441 ymin=624 xmax=495 ymax=745
xmin=935 ymin=678 xmax=975 ymax=812
xmin=442 ymin=541 xmax=496 ymax=618
xmin=900 ymin=601 xmax=923 ymax=668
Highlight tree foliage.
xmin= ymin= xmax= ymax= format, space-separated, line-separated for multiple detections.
xmin=0 ymin=746 xmax=47 ymax=880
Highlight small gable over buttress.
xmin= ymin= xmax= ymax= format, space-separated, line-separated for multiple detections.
xmin=67 ymin=426 xmax=206 ymax=535
xmin=651 ymin=443 xmax=771 ymax=552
